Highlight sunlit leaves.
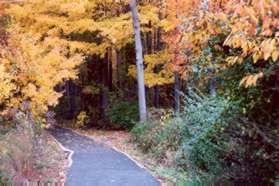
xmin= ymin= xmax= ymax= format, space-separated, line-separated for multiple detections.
xmin=4 ymin=0 xmax=166 ymax=116
xmin=240 ymin=72 xmax=264 ymax=88
xmin=179 ymin=0 xmax=278 ymax=88
xmin=0 ymin=32 xmax=82 ymax=116
xmin=129 ymin=50 xmax=174 ymax=87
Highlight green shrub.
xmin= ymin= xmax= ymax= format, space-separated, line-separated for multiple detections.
xmin=151 ymin=117 xmax=186 ymax=159
xmin=0 ymin=171 xmax=12 ymax=186
xmin=131 ymin=108 xmax=182 ymax=158
xmin=130 ymin=90 xmax=237 ymax=182
xmin=131 ymin=86 xmax=279 ymax=184
xmin=130 ymin=120 xmax=157 ymax=152
xmin=175 ymin=90 xmax=235 ymax=181
xmin=106 ymin=100 xmax=138 ymax=129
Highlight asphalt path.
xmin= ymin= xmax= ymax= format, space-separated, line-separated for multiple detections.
xmin=49 ymin=127 xmax=160 ymax=186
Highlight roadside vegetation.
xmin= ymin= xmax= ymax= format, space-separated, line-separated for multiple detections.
xmin=0 ymin=113 xmax=68 ymax=184
xmin=0 ymin=0 xmax=278 ymax=185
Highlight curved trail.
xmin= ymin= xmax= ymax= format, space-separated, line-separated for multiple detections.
xmin=49 ymin=127 xmax=160 ymax=186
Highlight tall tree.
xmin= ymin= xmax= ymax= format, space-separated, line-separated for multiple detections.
xmin=7 ymin=0 xmax=159 ymax=120
xmin=130 ymin=0 xmax=147 ymax=122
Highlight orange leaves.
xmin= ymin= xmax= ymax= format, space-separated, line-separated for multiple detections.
xmin=173 ymin=0 xmax=278 ymax=90
xmin=0 ymin=1 xmax=5 ymax=17
xmin=163 ymin=28 xmax=186 ymax=72
xmin=162 ymin=0 xmax=197 ymax=74
xmin=0 ymin=0 xmax=7 ymax=46
xmin=163 ymin=29 xmax=182 ymax=46
xmin=0 ymin=63 xmax=16 ymax=101
xmin=240 ymin=72 xmax=264 ymax=88
xmin=260 ymin=39 xmax=278 ymax=61
xmin=246 ymin=38 xmax=279 ymax=64
xmin=271 ymin=50 xmax=279 ymax=62
xmin=220 ymin=0 xmax=279 ymax=70
xmin=208 ymin=0 xmax=229 ymax=12
xmin=216 ymin=0 xmax=279 ymax=48
xmin=226 ymin=56 xmax=240 ymax=65
xmin=173 ymin=0 xmax=200 ymax=17
xmin=159 ymin=0 xmax=206 ymax=78
xmin=162 ymin=0 xmax=201 ymax=31
xmin=252 ymin=50 xmax=263 ymax=63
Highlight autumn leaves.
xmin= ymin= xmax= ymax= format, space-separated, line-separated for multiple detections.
xmin=0 ymin=0 xmax=278 ymax=120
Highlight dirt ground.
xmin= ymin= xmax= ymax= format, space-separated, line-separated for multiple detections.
xmin=0 ymin=127 xmax=69 ymax=185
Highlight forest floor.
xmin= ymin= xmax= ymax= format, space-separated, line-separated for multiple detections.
xmin=30 ymin=131 xmax=69 ymax=183
xmin=0 ymin=126 xmax=68 ymax=184
xmin=75 ymin=129 xmax=174 ymax=186
xmin=49 ymin=127 xmax=160 ymax=186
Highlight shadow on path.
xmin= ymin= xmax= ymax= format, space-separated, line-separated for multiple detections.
xmin=48 ymin=127 xmax=160 ymax=186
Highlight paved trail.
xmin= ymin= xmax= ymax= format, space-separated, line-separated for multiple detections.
xmin=49 ymin=127 xmax=160 ymax=186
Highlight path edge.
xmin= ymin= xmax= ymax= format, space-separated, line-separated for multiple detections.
xmin=48 ymin=132 xmax=74 ymax=170
xmin=66 ymin=128 xmax=162 ymax=183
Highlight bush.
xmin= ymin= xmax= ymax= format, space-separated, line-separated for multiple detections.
xmin=0 ymin=112 xmax=68 ymax=184
xmin=130 ymin=120 xmax=157 ymax=152
xmin=131 ymin=109 xmax=186 ymax=162
xmin=75 ymin=111 xmax=89 ymax=128
xmin=172 ymin=91 xmax=279 ymax=184
xmin=175 ymin=91 xmax=234 ymax=181
xmin=131 ymin=87 xmax=279 ymax=184
xmin=130 ymin=90 xmax=239 ymax=182
xmin=0 ymin=171 xmax=13 ymax=186
xmin=106 ymin=100 xmax=138 ymax=130
xmin=219 ymin=118 xmax=279 ymax=184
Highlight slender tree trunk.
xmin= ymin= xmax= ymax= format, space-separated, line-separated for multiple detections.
xmin=66 ymin=80 xmax=76 ymax=119
xmin=116 ymin=49 xmax=123 ymax=88
xmin=81 ymin=62 xmax=88 ymax=111
xmin=144 ymin=33 xmax=148 ymax=55
xmin=174 ymin=71 xmax=180 ymax=113
xmin=112 ymin=49 xmax=117 ymax=88
xmin=130 ymin=0 xmax=147 ymax=122
xmin=153 ymin=85 xmax=160 ymax=107
xmin=101 ymin=52 xmax=109 ymax=119
xmin=209 ymin=60 xmax=217 ymax=96
xmin=107 ymin=48 xmax=113 ymax=91
xmin=153 ymin=27 xmax=162 ymax=107
xmin=209 ymin=78 xmax=217 ymax=96
xmin=153 ymin=0 xmax=165 ymax=108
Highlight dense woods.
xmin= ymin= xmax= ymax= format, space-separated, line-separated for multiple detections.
xmin=0 ymin=0 xmax=279 ymax=185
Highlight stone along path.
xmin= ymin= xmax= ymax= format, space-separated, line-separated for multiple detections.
xmin=49 ymin=127 xmax=160 ymax=186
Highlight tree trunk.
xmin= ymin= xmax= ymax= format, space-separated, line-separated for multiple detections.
xmin=153 ymin=27 xmax=162 ymax=107
xmin=101 ymin=52 xmax=109 ymax=119
xmin=209 ymin=78 xmax=217 ymax=96
xmin=66 ymin=80 xmax=76 ymax=119
xmin=174 ymin=71 xmax=180 ymax=113
xmin=116 ymin=49 xmax=123 ymax=88
xmin=107 ymin=48 xmax=113 ymax=91
xmin=130 ymin=0 xmax=147 ymax=122
xmin=209 ymin=60 xmax=217 ymax=96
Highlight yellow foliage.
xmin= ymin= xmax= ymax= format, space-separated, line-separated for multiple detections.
xmin=7 ymin=0 xmax=159 ymax=53
xmin=0 ymin=32 xmax=82 ymax=116
xmin=226 ymin=56 xmax=239 ymax=65
xmin=75 ymin=111 xmax=89 ymax=128
xmin=128 ymin=50 xmax=174 ymax=87
xmin=4 ymin=0 xmax=163 ymax=116
xmin=240 ymin=72 xmax=264 ymax=88
xmin=176 ymin=0 xmax=279 ymax=87
xmin=0 ymin=63 xmax=16 ymax=101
